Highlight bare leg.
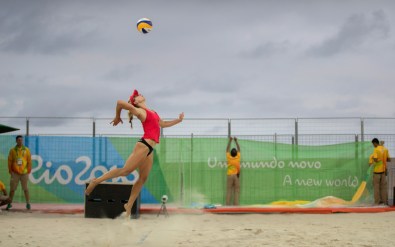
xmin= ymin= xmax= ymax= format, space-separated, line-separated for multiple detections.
xmin=124 ymin=154 xmax=153 ymax=217
xmin=373 ymin=174 xmax=380 ymax=204
xmin=21 ymin=174 xmax=30 ymax=204
xmin=226 ymin=175 xmax=232 ymax=205
xmin=234 ymin=176 xmax=240 ymax=206
xmin=85 ymin=143 xmax=148 ymax=195
xmin=23 ymin=190 xmax=30 ymax=203
xmin=8 ymin=190 xmax=15 ymax=203
xmin=380 ymin=174 xmax=388 ymax=205
xmin=8 ymin=172 xmax=18 ymax=204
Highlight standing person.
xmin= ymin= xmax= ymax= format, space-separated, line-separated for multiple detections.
xmin=225 ymin=136 xmax=241 ymax=206
xmin=0 ymin=180 xmax=11 ymax=207
xmin=7 ymin=135 xmax=32 ymax=210
xmin=379 ymin=140 xmax=391 ymax=176
xmin=370 ymin=138 xmax=387 ymax=205
xmin=380 ymin=140 xmax=391 ymax=205
xmin=85 ymin=89 xmax=184 ymax=216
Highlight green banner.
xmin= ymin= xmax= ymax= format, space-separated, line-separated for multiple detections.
xmin=0 ymin=136 xmax=373 ymax=206
xmin=158 ymin=138 xmax=372 ymax=205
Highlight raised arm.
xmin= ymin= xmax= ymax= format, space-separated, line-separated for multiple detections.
xmin=234 ymin=137 xmax=241 ymax=152
xmin=226 ymin=137 xmax=233 ymax=152
xmin=159 ymin=112 xmax=184 ymax=128
xmin=368 ymin=154 xmax=374 ymax=166
xmin=111 ymin=100 xmax=144 ymax=125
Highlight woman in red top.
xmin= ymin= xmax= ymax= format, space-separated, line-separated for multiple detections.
xmin=85 ymin=89 xmax=184 ymax=216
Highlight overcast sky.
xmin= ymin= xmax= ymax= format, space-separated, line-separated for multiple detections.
xmin=1 ymin=0 xmax=395 ymax=119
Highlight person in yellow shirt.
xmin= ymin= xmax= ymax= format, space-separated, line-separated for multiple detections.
xmin=379 ymin=140 xmax=391 ymax=176
xmin=0 ymin=180 xmax=11 ymax=207
xmin=370 ymin=138 xmax=387 ymax=205
xmin=7 ymin=135 xmax=32 ymax=210
xmin=225 ymin=136 xmax=241 ymax=206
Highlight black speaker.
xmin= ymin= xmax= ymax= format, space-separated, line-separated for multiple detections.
xmin=84 ymin=182 xmax=140 ymax=219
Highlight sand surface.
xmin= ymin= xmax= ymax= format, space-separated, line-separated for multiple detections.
xmin=1 ymin=210 xmax=394 ymax=247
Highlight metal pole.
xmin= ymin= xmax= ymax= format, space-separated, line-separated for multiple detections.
xmin=92 ymin=118 xmax=96 ymax=137
xmin=228 ymin=119 xmax=231 ymax=138
xmin=360 ymin=118 xmax=364 ymax=142
xmin=295 ymin=119 xmax=299 ymax=160
xmin=355 ymin=134 xmax=359 ymax=160
xmin=291 ymin=136 xmax=295 ymax=160
xmin=92 ymin=118 xmax=96 ymax=167
xmin=295 ymin=118 xmax=298 ymax=145
xmin=190 ymin=133 xmax=193 ymax=206
xmin=180 ymin=160 xmax=184 ymax=205
xmin=360 ymin=119 xmax=366 ymax=165
xmin=274 ymin=132 xmax=277 ymax=157
xmin=26 ymin=117 xmax=29 ymax=136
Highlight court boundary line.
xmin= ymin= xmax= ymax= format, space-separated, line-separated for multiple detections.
xmin=3 ymin=203 xmax=395 ymax=215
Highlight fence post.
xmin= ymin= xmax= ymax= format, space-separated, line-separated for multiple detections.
xmin=294 ymin=118 xmax=298 ymax=145
xmin=189 ymin=133 xmax=194 ymax=206
xmin=291 ymin=136 xmax=295 ymax=160
xmin=92 ymin=118 xmax=96 ymax=137
xmin=26 ymin=117 xmax=29 ymax=136
xmin=228 ymin=119 xmax=231 ymax=138
xmin=180 ymin=157 xmax=184 ymax=206
xmin=295 ymin=118 xmax=299 ymax=159
xmin=274 ymin=132 xmax=277 ymax=157
xmin=355 ymin=134 xmax=359 ymax=160
xmin=361 ymin=118 xmax=364 ymax=142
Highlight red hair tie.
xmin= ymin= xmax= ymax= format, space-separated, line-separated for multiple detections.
xmin=129 ymin=89 xmax=139 ymax=106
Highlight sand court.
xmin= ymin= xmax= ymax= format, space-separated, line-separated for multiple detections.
xmin=1 ymin=210 xmax=395 ymax=247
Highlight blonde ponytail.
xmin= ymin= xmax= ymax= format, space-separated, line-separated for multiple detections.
xmin=128 ymin=111 xmax=134 ymax=129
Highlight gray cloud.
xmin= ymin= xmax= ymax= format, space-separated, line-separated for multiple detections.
xmin=307 ymin=10 xmax=390 ymax=57
xmin=239 ymin=41 xmax=290 ymax=59
xmin=1 ymin=1 xmax=395 ymax=120
xmin=102 ymin=65 xmax=141 ymax=82
xmin=0 ymin=1 xmax=101 ymax=54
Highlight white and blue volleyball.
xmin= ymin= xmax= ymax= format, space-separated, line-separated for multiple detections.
xmin=136 ymin=18 xmax=152 ymax=34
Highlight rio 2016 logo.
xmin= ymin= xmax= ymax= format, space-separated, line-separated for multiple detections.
xmin=29 ymin=155 xmax=139 ymax=185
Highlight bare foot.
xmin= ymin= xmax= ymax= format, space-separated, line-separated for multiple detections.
xmin=124 ymin=203 xmax=132 ymax=218
xmin=85 ymin=179 xmax=98 ymax=195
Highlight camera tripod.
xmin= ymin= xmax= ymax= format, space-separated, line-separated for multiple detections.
xmin=157 ymin=201 xmax=169 ymax=217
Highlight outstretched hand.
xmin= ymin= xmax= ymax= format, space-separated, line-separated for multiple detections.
xmin=110 ymin=117 xmax=123 ymax=126
xmin=179 ymin=112 xmax=184 ymax=121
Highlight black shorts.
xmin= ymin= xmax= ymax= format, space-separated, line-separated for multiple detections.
xmin=138 ymin=138 xmax=154 ymax=156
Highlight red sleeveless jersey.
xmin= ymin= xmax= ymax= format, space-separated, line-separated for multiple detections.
xmin=142 ymin=109 xmax=160 ymax=143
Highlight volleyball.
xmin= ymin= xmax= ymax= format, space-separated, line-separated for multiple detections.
xmin=136 ymin=18 xmax=152 ymax=34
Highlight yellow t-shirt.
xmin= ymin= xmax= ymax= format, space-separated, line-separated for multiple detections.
xmin=369 ymin=154 xmax=373 ymax=164
xmin=8 ymin=145 xmax=32 ymax=175
xmin=0 ymin=180 xmax=5 ymax=191
xmin=372 ymin=146 xmax=385 ymax=173
xmin=226 ymin=152 xmax=241 ymax=175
